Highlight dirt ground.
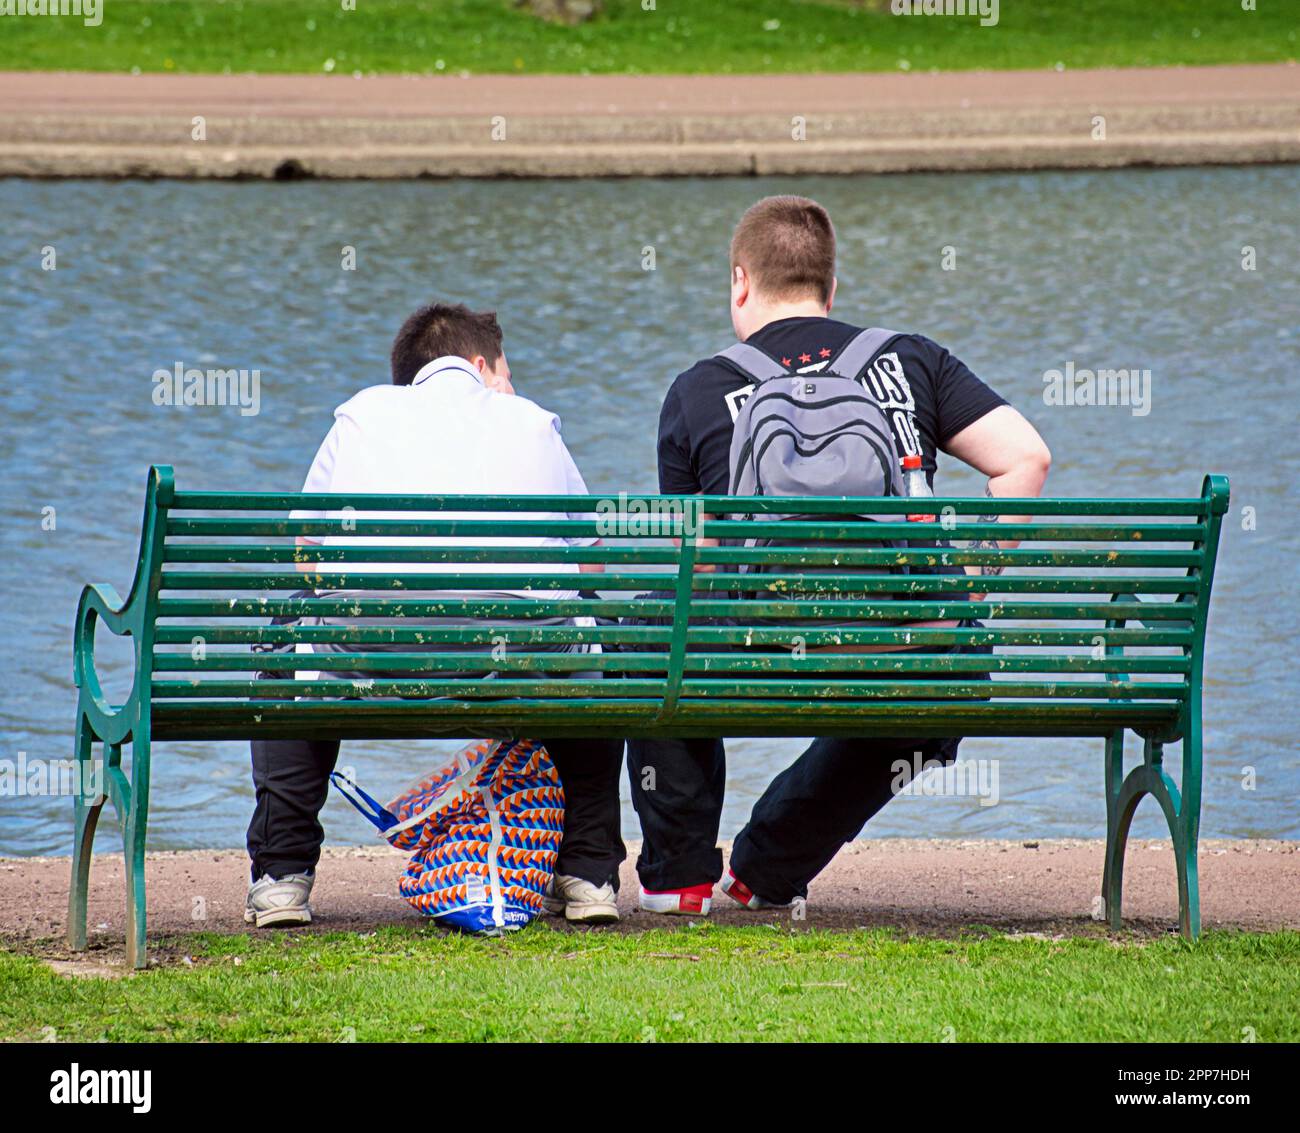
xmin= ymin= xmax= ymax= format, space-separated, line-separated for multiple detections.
xmin=3 ymin=839 xmax=1296 ymax=963
xmin=1 ymin=64 xmax=1296 ymax=177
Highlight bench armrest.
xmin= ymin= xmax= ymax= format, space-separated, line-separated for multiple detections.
xmin=73 ymin=582 xmax=133 ymax=685
xmin=72 ymin=466 xmax=172 ymax=727
xmin=77 ymin=581 xmax=129 ymax=629
xmin=73 ymin=582 xmax=148 ymax=744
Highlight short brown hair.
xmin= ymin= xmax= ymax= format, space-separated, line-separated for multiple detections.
xmin=729 ymin=196 xmax=836 ymax=305
xmin=390 ymin=302 xmax=504 ymax=385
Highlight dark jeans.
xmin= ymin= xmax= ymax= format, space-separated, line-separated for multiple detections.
xmin=248 ymin=735 xmax=625 ymax=887
xmin=626 ymin=626 xmax=990 ymax=901
xmin=626 ymin=734 xmax=956 ymax=900
xmin=247 ymin=589 xmax=625 ymax=887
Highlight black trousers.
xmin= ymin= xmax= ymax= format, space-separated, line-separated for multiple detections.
xmin=626 ymin=734 xmax=957 ymax=901
xmin=626 ymin=629 xmax=989 ymax=902
xmin=248 ymin=736 xmax=626 ymax=887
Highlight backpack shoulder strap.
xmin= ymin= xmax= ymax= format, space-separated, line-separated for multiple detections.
xmin=826 ymin=327 xmax=903 ymax=380
xmin=714 ymin=341 xmax=790 ymax=383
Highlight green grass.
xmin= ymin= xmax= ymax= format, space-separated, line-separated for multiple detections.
xmin=0 ymin=0 xmax=1293 ymax=76
xmin=4 ymin=925 xmax=1299 ymax=1042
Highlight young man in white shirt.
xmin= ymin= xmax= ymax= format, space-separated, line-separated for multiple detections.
xmin=246 ymin=303 xmax=625 ymax=927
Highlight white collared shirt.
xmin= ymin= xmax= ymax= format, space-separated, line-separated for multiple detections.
xmin=290 ymin=356 xmax=595 ymax=599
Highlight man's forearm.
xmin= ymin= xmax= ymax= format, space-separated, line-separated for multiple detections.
xmin=964 ymin=455 xmax=1051 ymax=585
xmin=941 ymin=404 xmax=1052 ymax=575
xmin=981 ymin=457 xmax=1052 ymax=544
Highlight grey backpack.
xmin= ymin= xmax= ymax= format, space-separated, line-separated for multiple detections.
xmin=718 ymin=328 xmax=911 ymax=626
xmin=723 ymin=327 xmax=904 ymax=511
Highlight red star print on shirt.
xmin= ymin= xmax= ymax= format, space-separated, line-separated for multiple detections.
xmin=798 ymin=353 xmax=812 ymax=364
xmin=781 ymin=357 xmax=792 ymax=367
xmin=819 ymin=347 xmax=832 ymax=358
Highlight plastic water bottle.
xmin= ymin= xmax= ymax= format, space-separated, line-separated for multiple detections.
xmin=901 ymin=454 xmax=935 ymax=523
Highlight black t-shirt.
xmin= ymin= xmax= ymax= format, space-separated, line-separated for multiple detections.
xmin=658 ymin=316 xmax=1007 ymax=495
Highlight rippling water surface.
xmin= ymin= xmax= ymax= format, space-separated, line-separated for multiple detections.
xmin=1 ymin=168 xmax=1296 ymax=856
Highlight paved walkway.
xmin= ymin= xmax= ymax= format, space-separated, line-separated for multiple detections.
xmin=4 ymin=840 xmax=1296 ymax=964
xmin=1 ymin=65 xmax=1296 ymax=177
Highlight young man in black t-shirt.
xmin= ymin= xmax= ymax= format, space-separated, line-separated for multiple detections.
xmin=630 ymin=196 xmax=1052 ymax=915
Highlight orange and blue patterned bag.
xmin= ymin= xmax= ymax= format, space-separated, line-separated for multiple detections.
xmin=331 ymin=739 xmax=564 ymax=934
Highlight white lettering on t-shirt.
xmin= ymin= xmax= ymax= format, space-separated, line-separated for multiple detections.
xmin=861 ymin=353 xmax=916 ymax=412
xmin=723 ymin=383 xmax=755 ymax=423
xmin=862 ymin=353 xmax=922 ymax=458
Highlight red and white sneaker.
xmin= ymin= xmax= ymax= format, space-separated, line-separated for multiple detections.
xmin=721 ymin=869 xmax=791 ymax=910
xmin=638 ymin=883 xmax=713 ymax=916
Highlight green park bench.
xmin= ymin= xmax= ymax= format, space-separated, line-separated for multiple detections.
xmin=70 ymin=465 xmax=1228 ymax=967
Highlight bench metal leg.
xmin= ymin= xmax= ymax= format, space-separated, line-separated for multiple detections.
xmin=1102 ymin=729 xmax=1201 ymax=940
xmin=1101 ymin=728 xmax=1126 ymax=931
xmin=68 ymin=722 xmax=153 ymax=968
xmin=1175 ymin=726 xmax=1203 ymax=940
xmin=123 ymin=736 xmax=152 ymax=970
xmin=68 ymin=714 xmax=106 ymax=952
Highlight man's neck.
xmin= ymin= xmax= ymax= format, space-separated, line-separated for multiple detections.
xmin=410 ymin=355 xmax=482 ymax=387
xmin=745 ymin=299 xmax=830 ymax=339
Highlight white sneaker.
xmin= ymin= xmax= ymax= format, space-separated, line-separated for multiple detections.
xmin=638 ymin=883 xmax=713 ymax=916
xmin=245 ymin=871 xmax=314 ymax=927
xmin=547 ymin=874 xmax=619 ymax=924
xmin=541 ymin=877 xmax=565 ymax=917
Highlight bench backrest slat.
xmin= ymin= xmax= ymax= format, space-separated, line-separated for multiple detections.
xmin=88 ymin=466 xmax=1228 ymax=739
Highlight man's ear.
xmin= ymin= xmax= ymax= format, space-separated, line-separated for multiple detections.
xmin=476 ymin=355 xmax=515 ymax=396
xmin=732 ymin=265 xmax=750 ymax=306
xmin=826 ymin=277 xmax=838 ymax=313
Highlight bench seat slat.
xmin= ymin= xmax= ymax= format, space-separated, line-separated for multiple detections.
xmin=151 ymin=624 xmax=1195 ymax=648
xmin=706 ymin=522 xmax=1207 ymax=542
xmin=156 ymin=570 xmax=1201 ymax=596
xmin=155 ymin=597 xmax=1199 ymax=620
xmin=154 ymin=650 xmax=1191 ymax=675
xmin=155 ymin=623 xmax=674 ymax=645
xmin=151 ymin=677 xmax=1188 ymax=701
xmin=164 ymin=517 xmax=1206 ymax=542
xmin=170 ymin=491 xmax=1211 ymax=517
xmin=159 ymin=571 xmax=672 ymax=591
xmin=147 ymin=698 xmax=1182 ymax=742
xmin=163 ymin=544 xmax=684 ymax=565
xmin=694 ymin=548 xmax=1206 ymax=569
xmin=697 ymin=575 xmax=1199 ymax=595
xmin=162 ymin=543 xmax=1206 ymax=570
xmin=157 ymin=597 xmax=671 ymax=618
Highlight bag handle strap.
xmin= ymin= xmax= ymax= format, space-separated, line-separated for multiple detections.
xmin=329 ymin=741 xmax=507 ymax=843
xmin=329 ymin=771 xmax=398 ymax=832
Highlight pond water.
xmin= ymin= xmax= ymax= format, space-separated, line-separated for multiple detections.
xmin=1 ymin=167 xmax=1296 ymax=857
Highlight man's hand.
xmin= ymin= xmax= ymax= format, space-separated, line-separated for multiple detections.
xmin=941 ymin=405 xmax=1052 ymax=599
xmin=686 ymin=514 xmax=720 ymax=572
xmin=578 ymin=539 xmax=607 ymax=574
xmin=293 ymin=536 xmax=319 ymax=575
